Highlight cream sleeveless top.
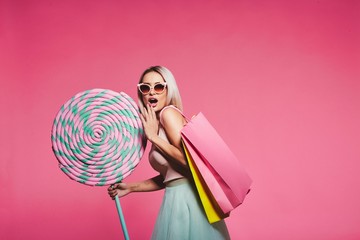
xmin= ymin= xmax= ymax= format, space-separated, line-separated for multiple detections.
xmin=148 ymin=106 xmax=186 ymax=183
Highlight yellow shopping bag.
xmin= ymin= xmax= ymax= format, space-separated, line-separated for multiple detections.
xmin=182 ymin=141 xmax=229 ymax=223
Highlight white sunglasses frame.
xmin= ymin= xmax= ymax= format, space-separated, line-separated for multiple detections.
xmin=137 ymin=82 xmax=167 ymax=95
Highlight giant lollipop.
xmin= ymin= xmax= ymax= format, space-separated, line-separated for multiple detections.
xmin=51 ymin=89 xmax=146 ymax=240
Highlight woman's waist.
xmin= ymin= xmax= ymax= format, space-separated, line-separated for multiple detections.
xmin=165 ymin=177 xmax=189 ymax=187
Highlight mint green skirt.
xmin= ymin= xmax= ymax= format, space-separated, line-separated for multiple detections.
xmin=151 ymin=179 xmax=230 ymax=240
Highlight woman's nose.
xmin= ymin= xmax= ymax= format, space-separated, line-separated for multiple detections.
xmin=149 ymin=88 xmax=156 ymax=95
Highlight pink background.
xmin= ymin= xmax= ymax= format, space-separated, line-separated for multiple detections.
xmin=1 ymin=0 xmax=359 ymax=239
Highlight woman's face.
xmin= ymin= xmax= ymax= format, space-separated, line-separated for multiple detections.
xmin=140 ymin=71 xmax=168 ymax=113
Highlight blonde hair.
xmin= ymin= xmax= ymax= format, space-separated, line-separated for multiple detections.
xmin=137 ymin=66 xmax=183 ymax=111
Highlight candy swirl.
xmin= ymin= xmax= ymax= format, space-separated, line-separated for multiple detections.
xmin=51 ymin=89 xmax=146 ymax=186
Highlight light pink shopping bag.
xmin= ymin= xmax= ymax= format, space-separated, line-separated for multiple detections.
xmin=181 ymin=112 xmax=252 ymax=214
xmin=182 ymin=140 xmax=229 ymax=223
xmin=183 ymin=136 xmax=237 ymax=214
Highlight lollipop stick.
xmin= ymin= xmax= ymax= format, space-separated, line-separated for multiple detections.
xmin=115 ymin=195 xmax=130 ymax=240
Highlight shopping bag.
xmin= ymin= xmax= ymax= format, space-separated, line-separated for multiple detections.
xmin=181 ymin=112 xmax=252 ymax=214
xmin=182 ymin=136 xmax=237 ymax=215
xmin=182 ymin=140 xmax=229 ymax=223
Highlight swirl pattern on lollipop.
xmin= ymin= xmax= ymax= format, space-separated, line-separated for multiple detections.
xmin=51 ymin=89 xmax=146 ymax=186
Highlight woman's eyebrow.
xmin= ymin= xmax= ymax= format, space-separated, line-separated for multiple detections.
xmin=141 ymin=81 xmax=162 ymax=85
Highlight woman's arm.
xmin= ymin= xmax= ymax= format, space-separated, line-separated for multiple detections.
xmin=141 ymin=105 xmax=188 ymax=171
xmin=154 ymin=107 xmax=188 ymax=167
xmin=108 ymin=175 xmax=165 ymax=199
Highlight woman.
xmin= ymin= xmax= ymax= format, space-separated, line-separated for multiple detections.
xmin=108 ymin=66 xmax=230 ymax=240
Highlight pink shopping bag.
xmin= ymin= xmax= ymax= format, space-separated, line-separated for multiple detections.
xmin=181 ymin=112 xmax=252 ymax=214
xmin=182 ymin=140 xmax=229 ymax=223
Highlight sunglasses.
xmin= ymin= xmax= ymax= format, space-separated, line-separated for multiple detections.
xmin=137 ymin=82 xmax=167 ymax=95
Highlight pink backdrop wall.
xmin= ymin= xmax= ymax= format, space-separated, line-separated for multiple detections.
xmin=1 ymin=0 xmax=359 ymax=239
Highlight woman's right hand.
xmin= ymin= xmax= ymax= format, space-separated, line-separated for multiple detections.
xmin=107 ymin=183 xmax=131 ymax=200
xmin=140 ymin=104 xmax=159 ymax=143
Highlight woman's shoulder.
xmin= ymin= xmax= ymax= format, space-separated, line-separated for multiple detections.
xmin=159 ymin=105 xmax=185 ymax=126
xmin=160 ymin=105 xmax=182 ymax=115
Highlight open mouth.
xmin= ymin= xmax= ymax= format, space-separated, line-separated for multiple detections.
xmin=148 ymin=98 xmax=158 ymax=106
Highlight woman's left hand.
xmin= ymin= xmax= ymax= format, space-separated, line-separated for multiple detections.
xmin=140 ymin=104 xmax=159 ymax=142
